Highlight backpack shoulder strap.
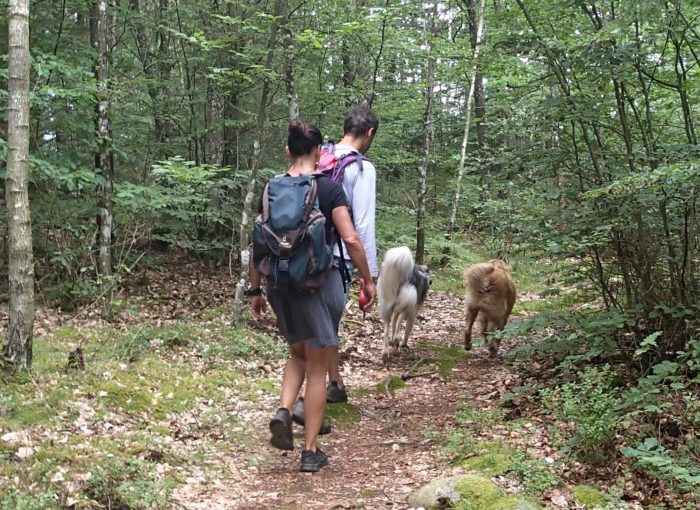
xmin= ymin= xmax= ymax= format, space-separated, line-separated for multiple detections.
xmin=337 ymin=149 xmax=370 ymax=173
xmin=261 ymin=182 xmax=271 ymax=221
xmin=302 ymin=175 xmax=319 ymax=220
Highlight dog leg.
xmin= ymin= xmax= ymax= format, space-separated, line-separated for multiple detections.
xmin=401 ymin=312 xmax=416 ymax=352
xmin=485 ymin=318 xmax=500 ymax=358
xmin=464 ymin=308 xmax=478 ymax=350
xmin=382 ymin=311 xmax=393 ymax=363
xmin=390 ymin=311 xmax=402 ymax=353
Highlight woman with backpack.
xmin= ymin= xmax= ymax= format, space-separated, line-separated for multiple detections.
xmin=248 ymin=119 xmax=377 ymax=472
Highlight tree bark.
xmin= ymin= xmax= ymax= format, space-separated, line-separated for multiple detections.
xmin=231 ymin=0 xmax=284 ymax=323
xmin=448 ymin=0 xmax=487 ymax=235
xmin=282 ymin=24 xmax=299 ymax=121
xmin=91 ymin=0 xmax=114 ymax=315
xmin=4 ymin=0 xmax=35 ymax=370
xmin=465 ymin=0 xmax=487 ymax=173
xmin=416 ymin=3 xmax=438 ymax=265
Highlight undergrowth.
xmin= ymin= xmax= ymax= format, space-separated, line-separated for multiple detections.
xmin=0 ymin=319 xmax=284 ymax=508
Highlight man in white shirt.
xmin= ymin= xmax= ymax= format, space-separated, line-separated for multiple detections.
xmin=326 ymin=107 xmax=379 ymax=403
xmin=292 ymin=108 xmax=379 ymax=427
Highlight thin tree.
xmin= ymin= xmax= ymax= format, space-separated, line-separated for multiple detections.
xmin=91 ymin=0 xmax=114 ymax=317
xmin=4 ymin=0 xmax=35 ymax=370
xmin=416 ymin=2 xmax=438 ymax=265
xmin=448 ymin=0 xmax=487 ymax=235
xmin=231 ymin=0 xmax=284 ymax=323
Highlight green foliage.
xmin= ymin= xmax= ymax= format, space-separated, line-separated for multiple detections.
xmin=622 ymin=438 xmax=700 ymax=493
xmin=540 ymin=366 xmax=623 ymax=465
xmin=0 ymin=490 xmax=56 ymax=510
xmin=507 ymin=451 xmax=562 ymax=496
xmin=86 ymin=456 xmax=173 ymax=509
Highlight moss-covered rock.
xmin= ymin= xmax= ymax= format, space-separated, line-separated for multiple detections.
xmin=572 ymin=485 xmax=605 ymax=508
xmin=461 ymin=442 xmax=518 ymax=476
xmin=352 ymin=375 xmax=407 ymax=398
xmin=324 ymin=402 xmax=360 ymax=425
xmin=454 ymin=475 xmax=545 ymax=510
xmin=488 ymin=496 xmax=543 ymax=510
xmin=454 ymin=474 xmax=501 ymax=510
xmin=406 ymin=475 xmax=470 ymax=508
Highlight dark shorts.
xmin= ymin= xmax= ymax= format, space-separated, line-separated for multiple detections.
xmin=266 ymin=268 xmax=345 ymax=350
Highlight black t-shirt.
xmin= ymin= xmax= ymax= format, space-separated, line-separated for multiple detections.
xmin=257 ymin=174 xmax=348 ymax=238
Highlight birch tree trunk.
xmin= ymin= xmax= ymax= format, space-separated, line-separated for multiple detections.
xmin=91 ymin=0 xmax=114 ymax=317
xmin=416 ymin=3 xmax=438 ymax=265
xmin=231 ymin=0 xmax=283 ymax=323
xmin=283 ymin=25 xmax=299 ymax=121
xmin=4 ymin=0 xmax=35 ymax=370
xmin=448 ymin=0 xmax=487 ymax=235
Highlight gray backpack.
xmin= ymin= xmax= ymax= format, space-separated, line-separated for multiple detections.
xmin=252 ymin=174 xmax=335 ymax=291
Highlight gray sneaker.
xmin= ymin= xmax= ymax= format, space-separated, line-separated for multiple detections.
xmin=326 ymin=382 xmax=348 ymax=403
xmin=292 ymin=397 xmax=332 ymax=435
xmin=300 ymin=448 xmax=328 ymax=472
xmin=269 ymin=408 xmax=293 ymax=451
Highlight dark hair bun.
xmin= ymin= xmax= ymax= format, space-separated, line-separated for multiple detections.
xmin=287 ymin=119 xmax=323 ymax=157
xmin=289 ymin=120 xmax=305 ymax=137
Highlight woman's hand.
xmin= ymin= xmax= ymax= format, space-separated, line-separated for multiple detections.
xmin=251 ymin=295 xmax=267 ymax=319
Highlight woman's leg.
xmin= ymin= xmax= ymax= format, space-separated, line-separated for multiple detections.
xmin=303 ymin=343 xmax=333 ymax=451
xmin=280 ymin=343 xmax=306 ymax=411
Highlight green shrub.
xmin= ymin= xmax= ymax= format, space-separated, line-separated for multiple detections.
xmin=540 ymin=366 xmax=622 ymax=465
xmin=622 ymin=438 xmax=700 ymax=494
xmin=86 ymin=455 xmax=172 ymax=509
xmin=1 ymin=490 xmax=56 ymax=510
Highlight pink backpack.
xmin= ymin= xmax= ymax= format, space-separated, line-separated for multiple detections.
xmin=317 ymin=141 xmax=370 ymax=183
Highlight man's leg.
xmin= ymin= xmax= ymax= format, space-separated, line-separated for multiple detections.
xmin=303 ymin=343 xmax=333 ymax=452
xmin=327 ymin=345 xmax=344 ymax=387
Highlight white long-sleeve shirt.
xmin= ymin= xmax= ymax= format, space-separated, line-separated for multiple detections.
xmin=333 ymin=143 xmax=378 ymax=277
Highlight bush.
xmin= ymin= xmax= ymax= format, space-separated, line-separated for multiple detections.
xmin=539 ymin=366 xmax=623 ymax=465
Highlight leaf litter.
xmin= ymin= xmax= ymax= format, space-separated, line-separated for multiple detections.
xmin=0 ymin=255 xmax=666 ymax=509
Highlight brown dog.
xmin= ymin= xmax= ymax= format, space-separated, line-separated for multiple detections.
xmin=463 ymin=260 xmax=516 ymax=357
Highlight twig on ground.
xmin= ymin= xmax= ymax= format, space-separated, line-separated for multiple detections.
xmin=381 ymin=487 xmax=402 ymax=505
xmin=400 ymin=369 xmax=438 ymax=381
xmin=383 ymin=374 xmax=394 ymax=399
xmin=343 ymin=318 xmax=366 ymax=328
xmin=362 ymin=438 xmax=411 ymax=447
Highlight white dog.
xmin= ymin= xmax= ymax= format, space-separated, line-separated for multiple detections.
xmin=377 ymin=246 xmax=431 ymax=363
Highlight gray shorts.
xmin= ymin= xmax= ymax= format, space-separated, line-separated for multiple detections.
xmin=266 ymin=268 xmax=345 ymax=350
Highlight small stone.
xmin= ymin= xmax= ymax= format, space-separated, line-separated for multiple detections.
xmin=2 ymin=431 xmax=30 ymax=445
xmin=16 ymin=446 xmax=36 ymax=459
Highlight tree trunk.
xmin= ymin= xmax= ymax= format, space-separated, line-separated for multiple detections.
xmin=448 ymin=0 xmax=487 ymax=235
xmin=4 ymin=0 xmax=35 ymax=370
xmin=416 ymin=3 xmax=438 ymax=265
xmin=231 ymin=0 xmax=284 ymax=323
xmin=282 ymin=24 xmax=299 ymax=120
xmin=91 ymin=0 xmax=114 ymax=317
xmin=466 ymin=0 xmax=487 ymax=176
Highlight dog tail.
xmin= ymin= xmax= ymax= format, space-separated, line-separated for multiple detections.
xmin=395 ymin=284 xmax=418 ymax=312
xmin=378 ymin=246 xmax=415 ymax=320
xmin=463 ymin=261 xmax=497 ymax=297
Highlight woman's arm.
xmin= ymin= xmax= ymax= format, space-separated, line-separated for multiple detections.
xmin=332 ymin=205 xmax=376 ymax=308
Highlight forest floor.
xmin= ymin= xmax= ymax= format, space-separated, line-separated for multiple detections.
xmin=0 ymin=256 xmax=683 ymax=509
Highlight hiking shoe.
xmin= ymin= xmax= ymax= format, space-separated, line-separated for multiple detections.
xmin=300 ymin=448 xmax=329 ymax=472
xmin=269 ymin=408 xmax=293 ymax=451
xmin=292 ymin=398 xmax=332 ymax=435
xmin=326 ymin=382 xmax=348 ymax=403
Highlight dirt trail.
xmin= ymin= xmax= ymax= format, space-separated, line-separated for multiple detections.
xmin=171 ymin=291 xmax=521 ymax=510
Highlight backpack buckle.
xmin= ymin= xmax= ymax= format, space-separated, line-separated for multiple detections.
xmin=278 ymin=258 xmax=289 ymax=272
